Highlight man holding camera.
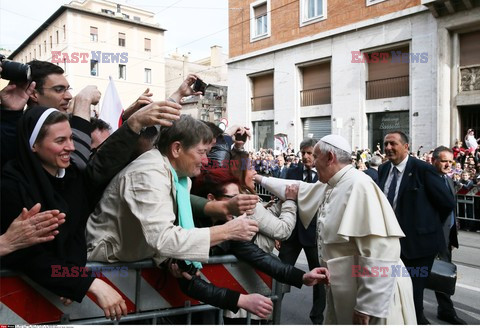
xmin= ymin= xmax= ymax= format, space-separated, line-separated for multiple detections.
xmin=0 ymin=60 xmax=100 ymax=169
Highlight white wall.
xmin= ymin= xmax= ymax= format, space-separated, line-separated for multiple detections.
xmin=228 ymin=11 xmax=439 ymax=151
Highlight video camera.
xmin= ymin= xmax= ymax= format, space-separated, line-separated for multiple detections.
xmin=0 ymin=55 xmax=31 ymax=82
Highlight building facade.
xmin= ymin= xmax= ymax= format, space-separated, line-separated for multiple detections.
xmin=9 ymin=0 xmax=165 ymax=111
xmin=165 ymin=45 xmax=229 ymax=124
xmin=227 ymin=0 xmax=480 ymax=153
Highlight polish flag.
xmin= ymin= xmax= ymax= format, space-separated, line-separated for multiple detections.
xmin=99 ymin=76 xmax=123 ymax=132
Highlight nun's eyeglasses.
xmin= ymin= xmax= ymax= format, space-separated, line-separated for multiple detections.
xmin=40 ymin=86 xmax=73 ymax=94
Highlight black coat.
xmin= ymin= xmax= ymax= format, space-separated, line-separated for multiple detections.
xmin=1 ymin=108 xmax=140 ymax=302
xmin=285 ymin=163 xmax=318 ymax=247
xmin=378 ymin=157 xmax=456 ymax=259
xmin=179 ymin=240 xmax=305 ymax=312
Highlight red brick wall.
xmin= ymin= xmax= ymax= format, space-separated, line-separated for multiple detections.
xmin=229 ymin=0 xmax=421 ymax=58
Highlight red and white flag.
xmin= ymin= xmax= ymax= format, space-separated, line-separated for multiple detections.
xmin=100 ymin=76 xmax=123 ymax=132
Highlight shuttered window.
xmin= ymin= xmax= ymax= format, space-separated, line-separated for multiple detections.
xmin=301 ymin=62 xmax=331 ymax=105
xmin=251 ymin=73 xmax=274 ymax=111
xmin=302 ymin=117 xmax=331 ymax=140
xmin=460 ymin=31 xmax=480 ymax=67
xmin=366 ymin=46 xmax=409 ymax=99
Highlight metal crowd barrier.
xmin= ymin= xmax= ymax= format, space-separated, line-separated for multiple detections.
xmin=255 ymin=182 xmax=274 ymax=202
xmin=456 ymin=187 xmax=480 ymax=226
xmin=0 ymin=255 xmax=291 ymax=325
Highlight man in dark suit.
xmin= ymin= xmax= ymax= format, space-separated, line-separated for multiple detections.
xmin=378 ymin=131 xmax=455 ymax=325
xmin=272 ymin=155 xmax=288 ymax=179
xmin=364 ymin=155 xmax=382 ymax=183
xmin=431 ymin=146 xmax=467 ymax=325
xmin=279 ymin=137 xmax=326 ymax=324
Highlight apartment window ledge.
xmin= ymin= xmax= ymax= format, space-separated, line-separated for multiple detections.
xmin=366 ymin=0 xmax=388 ymax=6
xmin=300 ymin=15 xmax=327 ymax=27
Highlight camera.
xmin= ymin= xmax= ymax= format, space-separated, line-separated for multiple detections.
xmin=0 ymin=55 xmax=31 ymax=82
xmin=192 ymin=78 xmax=207 ymax=95
xmin=173 ymin=259 xmax=198 ymax=276
xmin=235 ymin=132 xmax=248 ymax=142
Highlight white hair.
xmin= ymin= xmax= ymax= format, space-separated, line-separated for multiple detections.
xmin=315 ymin=140 xmax=351 ymax=164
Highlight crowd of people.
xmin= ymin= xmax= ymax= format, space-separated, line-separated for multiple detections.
xmin=0 ymin=59 xmax=475 ymax=325
xmin=251 ymin=137 xmax=480 ymax=192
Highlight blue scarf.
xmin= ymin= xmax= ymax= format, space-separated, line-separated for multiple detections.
xmin=169 ymin=166 xmax=202 ymax=270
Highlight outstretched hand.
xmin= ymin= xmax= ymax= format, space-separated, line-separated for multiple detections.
xmin=237 ymin=294 xmax=273 ymax=319
xmin=122 ymin=88 xmax=153 ymax=121
xmin=302 ymin=267 xmax=330 ymax=286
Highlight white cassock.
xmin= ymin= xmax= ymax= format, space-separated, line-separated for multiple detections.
xmin=259 ymin=165 xmax=416 ymax=324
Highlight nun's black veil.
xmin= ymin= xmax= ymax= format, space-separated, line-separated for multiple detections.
xmin=2 ymin=106 xmax=69 ymax=215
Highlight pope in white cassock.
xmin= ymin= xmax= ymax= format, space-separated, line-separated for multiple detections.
xmin=256 ymin=135 xmax=416 ymax=324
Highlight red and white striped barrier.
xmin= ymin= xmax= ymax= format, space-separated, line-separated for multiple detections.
xmin=0 ymin=257 xmax=276 ymax=324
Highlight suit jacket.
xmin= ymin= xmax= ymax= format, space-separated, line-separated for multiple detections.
xmin=363 ymin=167 xmax=379 ymax=184
xmin=378 ymin=156 xmax=455 ymax=259
xmin=444 ymin=176 xmax=459 ymax=249
xmin=285 ymin=163 xmax=318 ymax=247
xmin=272 ymin=165 xmax=288 ymax=179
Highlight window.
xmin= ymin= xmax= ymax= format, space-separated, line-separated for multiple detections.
xmin=134 ymin=16 xmax=141 ymax=22
xmin=44 ymin=40 xmax=46 ymax=52
xmin=122 ymin=13 xmax=130 ymax=19
xmin=251 ymin=1 xmax=270 ymax=40
xmin=56 ymin=30 xmax=59 ymax=44
xmin=63 ymin=25 xmax=66 ymax=39
xmin=50 ymin=36 xmax=52 ymax=48
xmin=366 ymin=46 xmax=409 ymax=99
xmin=251 ymin=73 xmax=274 ymax=111
xmin=253 ymin=120 xmax=274 ymax=150
xmin=300 ymin=61 xmax=331 ymax=105
xmin=119 ymin=64 xmax=126 ymax=80
xmin=90 ymin=26 xmax=98 ymax=42
xmin=144 ymin=38 xmax=151 ymax=52
xmin=39 ymin=45 xmax=41 ymax=56
xmin=118 ymin=32 xmax=125 ymax=47
xmin=34 ymin=49 xmax=36 ymax=59
xmin=300 ymin=0 xmax=326 ymax=25
xmin=144 ymin=68 xmax=151 ymax=84
xmin=90 ymin=60 xmax=98 ymax=76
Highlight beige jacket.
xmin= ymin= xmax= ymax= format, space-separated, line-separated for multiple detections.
xmin=252 ymin=200 xmax=297 ymax=252
xmin=86 ymin=149 xmax=211 ymax=266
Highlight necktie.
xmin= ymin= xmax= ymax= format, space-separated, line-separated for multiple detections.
xmin=444 ymin=176 xmax=455 ymax=228
xmin=305 ymin=168 xmax=312 ymax=183
xmin=387 ymin=167 xmax=398 ymax=207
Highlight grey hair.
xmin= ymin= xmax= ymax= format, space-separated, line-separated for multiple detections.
xmin=369 ymin=155 xmax=382 ymax=167
xmin=300 ymin=137 xmax=318 ymax=150
xmin=432 ymin=146 xmax=453 ymax=160
xmin=315 ymin=140 xmax=351 ymax=164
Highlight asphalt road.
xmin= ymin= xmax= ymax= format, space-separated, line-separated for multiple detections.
xmin=279 ymin=230 xmax=480 ymax=325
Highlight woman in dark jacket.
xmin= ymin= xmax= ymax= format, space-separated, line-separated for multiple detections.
xmin=0 ymin=106 xmax=158 ymax=320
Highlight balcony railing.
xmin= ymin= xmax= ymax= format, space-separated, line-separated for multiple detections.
xmin=300 ymin=86 xmax=331 ymax=106
xmin=366 ymin=75 xmax=409 ymax=100
xmin=251 ymin=95 xmax=274 ymax=111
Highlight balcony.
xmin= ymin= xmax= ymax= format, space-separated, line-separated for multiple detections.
xmin=300 ymin=86 xmax=331 ymax=106
xmin=251 ymin=95 xmax=274 ymax=111
xmin=366 ymin=76 xmax=409 ymax=100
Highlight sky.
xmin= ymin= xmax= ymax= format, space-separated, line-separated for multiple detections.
xmin=0 ymin=0 xmax=229 ymax=61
